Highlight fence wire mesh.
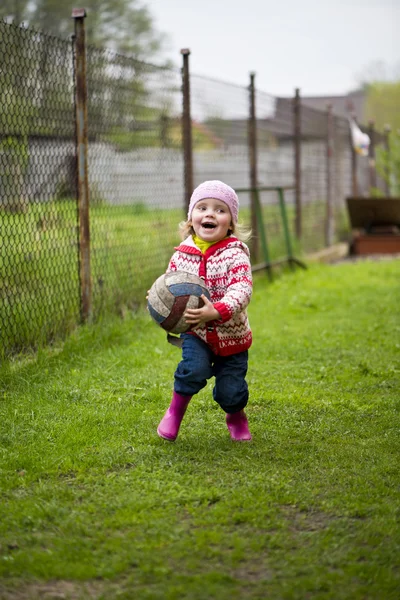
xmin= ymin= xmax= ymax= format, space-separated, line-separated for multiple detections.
xmin=0 ymin=20 xmax=78 ymax=353
xmin=190 ymin=75 xmax=251 ymax=218
xmin=84 ymin=46 xmax=183 ymax=317
xmin=0 ymin=18 xmax=389 ymax=357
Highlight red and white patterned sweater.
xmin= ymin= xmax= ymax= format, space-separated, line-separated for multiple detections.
xmin=167 ymin=235 xmax=252 ymax=356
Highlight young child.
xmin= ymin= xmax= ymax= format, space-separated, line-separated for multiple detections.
xmin=157 ymin=180 xmax=253 ymax=442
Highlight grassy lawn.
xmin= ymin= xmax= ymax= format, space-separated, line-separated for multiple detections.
xmin=0 ymin=202 xmax=182 ymax=354
xmin=0 ymin=258 xmax=399 ymax=599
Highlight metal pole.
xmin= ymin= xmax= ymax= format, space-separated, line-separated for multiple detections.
xmin=350 ymin=112 xmax=358 ymax=196
xmin=368 ymin=120 xmax=377 ymax=192
xmin=277 ymin=187 xmax=294 ymax=270
xmin=293 ymin=88 xmax=302 ymax=239
xmin=248 ymin=72 xmax=259 ymax=262
xmin=254 ymin=189 xmax=272 ymax=280
xmin=160 ymin=114 xmax=169 ymax=148
xmin=326 ymin=104 xmax=334 ymax=246
xmin=72 ymin=8 xmax=91 ymax=323
xmin=384 ymin=125 xmax=391 ymax=197
xmin=181 ymin=49 xmax=193 ymax=214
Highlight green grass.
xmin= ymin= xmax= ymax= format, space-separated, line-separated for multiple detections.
xmin=1 ymin=258 xmax=399 ymax=599
xmin=0 ymin=202 xmax=182 ymax=354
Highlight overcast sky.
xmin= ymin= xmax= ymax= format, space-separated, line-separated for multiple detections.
xmin=145 ymin=0 xmax=399 ymax=98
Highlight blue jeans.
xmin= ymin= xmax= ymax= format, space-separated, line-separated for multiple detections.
xmin=174 ymin=333 xmax=249 ymax=414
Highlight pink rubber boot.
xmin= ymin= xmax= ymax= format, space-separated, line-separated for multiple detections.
xmin=226 ymin=410 xmax=252 ymax=441
xmin=157 ymin=392 xmax=192 ymax=441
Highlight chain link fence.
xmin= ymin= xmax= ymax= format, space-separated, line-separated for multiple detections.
xmin=0 ymin=17 xmax=389 ymax=357
xmin=0 ymin=20 xmax=78 ymax=353
xmin=84 ymin=45 xmax=184 ymax=318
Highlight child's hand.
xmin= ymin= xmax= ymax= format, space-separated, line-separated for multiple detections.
xmin=184 ymin=295 xmax=221 ymax=326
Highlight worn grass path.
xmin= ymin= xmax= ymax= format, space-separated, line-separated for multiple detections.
xmin=0 ymin=258 xmax=399 ymax=599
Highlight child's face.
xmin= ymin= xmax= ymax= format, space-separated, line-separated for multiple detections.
xmin=190 ymin=198 xmax=232 ymax=243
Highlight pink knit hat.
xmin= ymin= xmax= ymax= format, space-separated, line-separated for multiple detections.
xmin=187 ymin=180 xmax=239 ymax=224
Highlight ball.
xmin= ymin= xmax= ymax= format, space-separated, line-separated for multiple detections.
xmin=147 ymin=271 xmax=210 ymax=334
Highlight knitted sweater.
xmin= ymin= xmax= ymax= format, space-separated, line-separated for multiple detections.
xmin=167 ymin=235 xmax=252 ymax=356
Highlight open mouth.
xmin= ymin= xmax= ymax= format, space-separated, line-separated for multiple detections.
xmin=201 ymin=222 xmax=217 ymax=229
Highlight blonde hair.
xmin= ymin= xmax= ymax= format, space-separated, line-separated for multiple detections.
xmin=179 ymin=220 xmax=252 ymax=243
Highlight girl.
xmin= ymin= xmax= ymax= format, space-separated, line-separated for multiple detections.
xmin=157 ymin=180 xmax=253 ymax=442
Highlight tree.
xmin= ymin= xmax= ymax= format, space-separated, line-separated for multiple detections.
xmin=355 ymin=59 xmax=390 ymax=88
xmin=0 ymin=0 xmax=176 ymax=214
xmin=353 ymin=60 xmax=400 ymax=131
xmin=365 ymin=82 xmax=400 ymax=132
xmin=376 ymin=131 xmax=400 ymax=196
xmin=0 ymin=19 xmax=39 ymax=211
xmin=357 ymin=64 xmax=400 ymax=196
xmin=0 ymin=1 xmax=30 ymax=24
xmin=0 ymin=0 xmax=167 ymax=62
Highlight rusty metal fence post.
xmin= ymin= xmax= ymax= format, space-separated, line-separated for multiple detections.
xmin=248 ymin=72 xmax=259 ymax=261
xmin=326 ymin=104 xmax=334 ymax=246
xmin=384 ymin=125 xmax=391 ymax=196
xmin=293 ymin=88 xmax=302 ymax=239
xmin=72 ymin=8 xmax=91 ymax=322
xmin=350 ymin=113 xmax=358 ymax=196
xmin=181 ymin=48 xmax=193 ymax=214
xmin=368 ymin=120 xmax=377 ymax=192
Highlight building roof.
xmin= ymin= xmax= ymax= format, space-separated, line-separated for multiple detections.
xmin=294 ymin=90 xmax=366 ymax=121
xmin=203 ymin=90 xmax=380 ymax=147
